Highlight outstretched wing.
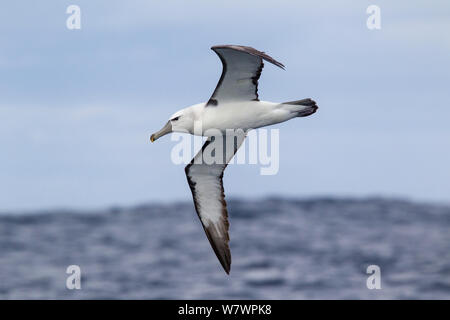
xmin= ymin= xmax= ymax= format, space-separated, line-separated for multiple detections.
xmin=185 ymin=132 xmax=246 ymax=274
xmin=207 ymin=45 xmax=285 ymax=106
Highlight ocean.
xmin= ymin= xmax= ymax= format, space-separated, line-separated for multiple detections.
xmin=0 ymin=197 xmax=449 ymax=299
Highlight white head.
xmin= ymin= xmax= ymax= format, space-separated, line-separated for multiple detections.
xmin=150 ymin=105 xmax=199 ymax=142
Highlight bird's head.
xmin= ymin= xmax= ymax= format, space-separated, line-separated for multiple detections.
xmin=150 ymin=107 xmax=196 ymax=142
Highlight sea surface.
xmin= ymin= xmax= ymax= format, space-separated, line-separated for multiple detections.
xmin=0 ymin=197 xmax=449 ymax=299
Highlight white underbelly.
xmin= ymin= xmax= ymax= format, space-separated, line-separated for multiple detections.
xmin=200 ymin=100 xmax=293 ymax=134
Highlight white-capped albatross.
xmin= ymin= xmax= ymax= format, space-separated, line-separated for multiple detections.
xmin=150 ymin=45 xmax=318 ymax=274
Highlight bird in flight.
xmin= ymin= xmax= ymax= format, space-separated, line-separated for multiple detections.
xmin=150 ymin=45 xmax=318 ymax=274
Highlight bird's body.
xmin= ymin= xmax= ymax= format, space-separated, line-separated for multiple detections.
xmin=150 ymin=45 xmax=318 ymax=274
xmin=171 ymin=100 xmax=313 ymax=136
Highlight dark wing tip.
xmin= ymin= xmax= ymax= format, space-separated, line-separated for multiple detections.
xmin=203 ymin=225 xmax=232 ymax=274
xmin=211 ymin=44 xmax=285 ymax=70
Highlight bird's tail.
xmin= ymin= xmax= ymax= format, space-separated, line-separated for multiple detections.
xmin=282 ymin=98 xmax=318 ymax=117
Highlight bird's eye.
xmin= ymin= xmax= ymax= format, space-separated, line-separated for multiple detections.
xmin=171 ymin=116 xmax=180 ymax=121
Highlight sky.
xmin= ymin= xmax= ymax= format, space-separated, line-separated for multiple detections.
xmin=1 ymin=1 xmax=449 ymax=211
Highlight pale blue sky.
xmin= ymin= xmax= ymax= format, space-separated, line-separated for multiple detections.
xmin=1 ymin=1 xmax=450 ymax=211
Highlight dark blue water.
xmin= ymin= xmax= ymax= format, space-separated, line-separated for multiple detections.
xmin=0 ymin=197 xmax=449 ymax=299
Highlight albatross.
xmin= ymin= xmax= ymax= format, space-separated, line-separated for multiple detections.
xmin=150 ymin=45 xmax=318 ymax=274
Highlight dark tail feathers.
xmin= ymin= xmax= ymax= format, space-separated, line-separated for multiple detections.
xmin=282 ymin=98 xmax=317 ymax=106
xmin=282 ymin=98 xmax=318 ymax=117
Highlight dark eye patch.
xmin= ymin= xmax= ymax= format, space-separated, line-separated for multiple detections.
xmin=171 ymin=116 xmax=180 ymax=121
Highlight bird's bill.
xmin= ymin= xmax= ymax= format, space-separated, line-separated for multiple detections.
xmin=150 ymin=121 xmax=172 ymax=142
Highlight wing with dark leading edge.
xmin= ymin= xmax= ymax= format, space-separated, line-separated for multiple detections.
xmin=207 ymin=45 xmax=285 ymax=106
xmin=185 ymin=132 xmax=246 ymax=274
